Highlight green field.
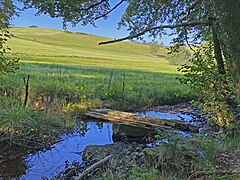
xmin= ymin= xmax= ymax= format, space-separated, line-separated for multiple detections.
xmin=7 ymin=27 xmax=178 ymax=73
xmin=2 ymin=27 xmax=191 ymax=111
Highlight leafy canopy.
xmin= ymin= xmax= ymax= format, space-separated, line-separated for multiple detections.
xmin=14 ymin=0 xmax=209 ymax=44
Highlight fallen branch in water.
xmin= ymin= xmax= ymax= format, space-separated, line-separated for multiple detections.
xmin=73 ymin=155 xmax=112 ymax=180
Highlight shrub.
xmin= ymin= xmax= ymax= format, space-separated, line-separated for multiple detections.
xmin=178 ymin=43 xmax=236 ymax=127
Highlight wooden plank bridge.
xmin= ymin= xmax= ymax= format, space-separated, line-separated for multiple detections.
xmin=86 ymin=109 xmax=199 ymax=132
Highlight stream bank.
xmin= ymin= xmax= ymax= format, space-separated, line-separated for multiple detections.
xmin=2 ymin=103 xmax=239 ymax=179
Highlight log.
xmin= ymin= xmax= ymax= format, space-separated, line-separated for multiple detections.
xmin=73 ymin=155 xmax=112 ymax=180
xmin=86 ymin=109 xmax=199 ymax=132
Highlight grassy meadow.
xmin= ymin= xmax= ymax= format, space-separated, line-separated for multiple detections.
xmin=2 ymin=27 xmax=192 ymax=113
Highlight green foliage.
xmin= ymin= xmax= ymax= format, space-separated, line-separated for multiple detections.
xmin=143 ymin=137 xmax=200 ymax=178
xmin=0 ymin=0 xmax=16 ymax=24
xmin=178 ymin=43 xmax=236 ymax=127
xmin=0 ymin=1 xmax=19 ymax=76
xmin=0 ymin=29 xmax=19 ymax=76
xmin=97 ymin=132 xmax=240 ymax=180
xmin=101 ymin=166 xmax=159 ymax=180
xmin=0 ymin=55 xmax=19 ymax=76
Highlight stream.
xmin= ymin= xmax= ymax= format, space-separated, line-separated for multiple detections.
xmin=0 ymin=110 xmax=204 ymax=179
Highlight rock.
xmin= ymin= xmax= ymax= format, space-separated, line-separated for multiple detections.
xmin=83 ymin=141 xmax=146 ymax=174
xmin=112 ymin=123 xmax=157 ymax=143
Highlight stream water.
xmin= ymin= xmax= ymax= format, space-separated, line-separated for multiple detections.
xmin=0 ymin=121 xmax=113 ymax=179
xmin=0 ymin=111 xmax=203 ymax=179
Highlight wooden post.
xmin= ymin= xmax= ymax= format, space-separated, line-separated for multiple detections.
xmin=23 ymin=75 xmax=30 ymax=107
xmin=122 ymin=72 xmax=126 ymax=93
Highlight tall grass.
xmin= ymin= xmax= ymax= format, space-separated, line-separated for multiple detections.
xmin=1 ymin=63 xmax=192 ymax=112
xmin=0 ymin=96 xmax=63 ymax=137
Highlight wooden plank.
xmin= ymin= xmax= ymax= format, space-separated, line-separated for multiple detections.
xmin=86 ymin=109 xmax=199 ymax=132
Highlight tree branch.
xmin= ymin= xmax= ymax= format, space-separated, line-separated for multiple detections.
xmin=99 ymin=20 xmax=210 ymax=45
xmin=95 ymin=0 xmax=125 ymax=20
xmin=80 ymin=0 xmax=108 ymax=11
xmin=183 ymin=28 xmax=196 ymax=53
xmin=181 ymin=0 xmax=202 ymax=21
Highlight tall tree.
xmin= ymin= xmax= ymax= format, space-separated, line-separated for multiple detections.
xmin=207 ymin=0 xmax=240 ymax=93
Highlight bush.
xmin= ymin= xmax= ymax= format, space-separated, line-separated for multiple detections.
xmin=178 ymin=43 xmax=236 ymax=127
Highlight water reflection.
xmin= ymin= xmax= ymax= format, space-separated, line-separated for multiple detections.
xmin=0 ymin=121 xmax=112 ymax=180
xmin=23 ymin=121 xmax=113 ymax=179
xmin=136 ymin=111 xmax=204 ymax=126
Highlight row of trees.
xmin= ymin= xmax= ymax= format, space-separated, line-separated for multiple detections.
xmin=1 ymin=0 xmax=240 ymax=126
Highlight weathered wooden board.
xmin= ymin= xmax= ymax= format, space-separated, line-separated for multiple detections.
xmin=86 ymin=109 xmax=199 ymax=132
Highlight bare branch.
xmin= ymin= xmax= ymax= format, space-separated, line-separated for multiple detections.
xmin=99 ymin=20 xmax=210 ymax=45
xmin=183 ymin=28 xmax=196 ymax=53
xmin=95 ymin=0 xmax=125 ymax=20
xmin=80 ymin=0 xmax=108 ymax=11
xmin=181 ymin=0 xmax=202 ymax=21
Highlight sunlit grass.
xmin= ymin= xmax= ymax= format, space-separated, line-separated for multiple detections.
xmin=7 ymin=27 xmax=169 ymax=63
xmin=3 ymin=27 xmax=192 ymax=112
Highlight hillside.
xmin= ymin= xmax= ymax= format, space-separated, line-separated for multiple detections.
xmin=6 ymin=27 xmax=178 ymax=73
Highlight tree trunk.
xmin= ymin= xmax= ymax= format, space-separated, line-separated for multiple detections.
xmin=207 ymin=0 xmax=240 ymax=96
xmin=212 ymin=28 xmax=225 ymax=75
